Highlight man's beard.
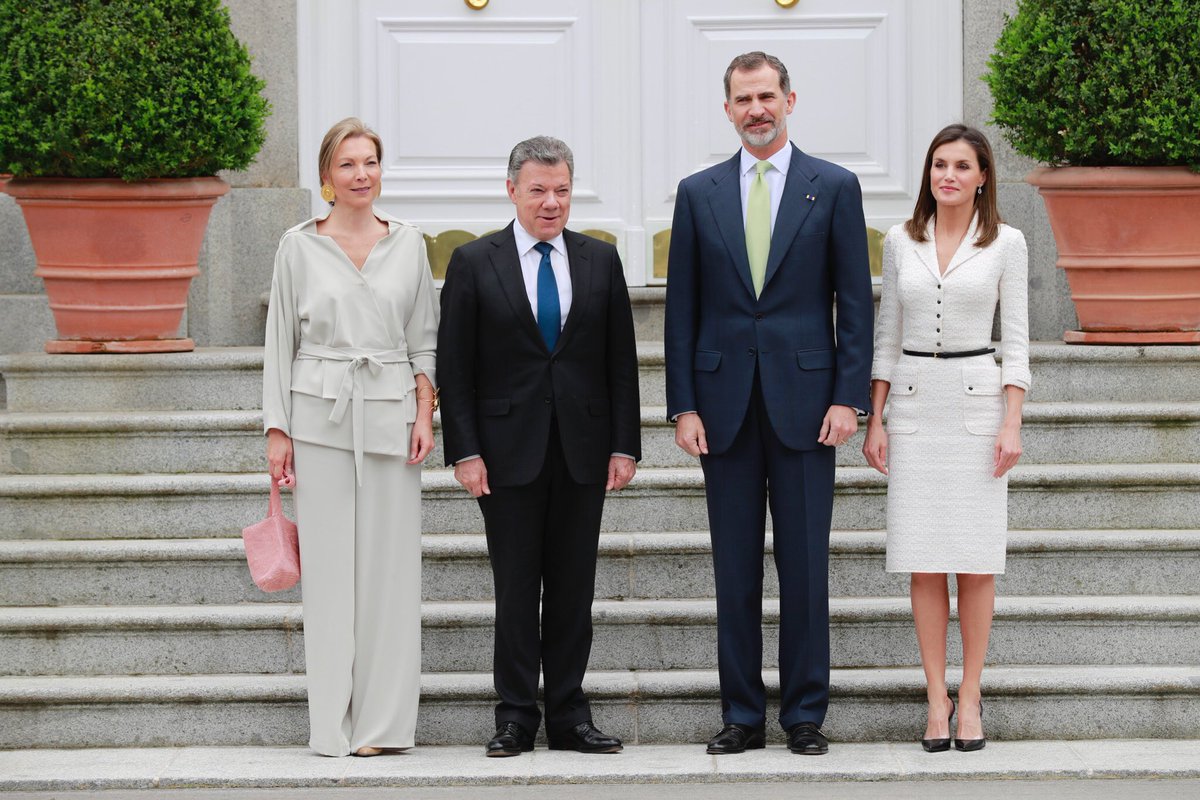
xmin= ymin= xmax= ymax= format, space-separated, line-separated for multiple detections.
xmin=740 ymin=118 xmax=781 ymax=148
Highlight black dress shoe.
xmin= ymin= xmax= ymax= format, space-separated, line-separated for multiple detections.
xmin=922 ymin=697 xmax=955 ymax=753
xmin=706 ymin=723 xmax=766 ymax=754
xmin=786 ymin=722 xmax=829 ymax=755
xmin=954 ymin=700 xmax=986 ymax=752
xmin=547 ymin=720 xmax=623 ymax=753
xmin=486 ymin=721 xmax=535 ymax=757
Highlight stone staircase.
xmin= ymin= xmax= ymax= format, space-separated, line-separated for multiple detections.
xmin=2 ymin=325 xmax=1199 ymax=750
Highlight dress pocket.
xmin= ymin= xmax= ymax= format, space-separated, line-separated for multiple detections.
xmin=885 ymin=368 xmax=918 ymax=435
xmin=961 ymin=366 xmax=1004 ymax=436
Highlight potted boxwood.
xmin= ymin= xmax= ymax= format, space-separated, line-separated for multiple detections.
xmin=985 ymin=0 xmax=1200 ymax=344
xmin=0 ymin=0 xmax=269 ymax=353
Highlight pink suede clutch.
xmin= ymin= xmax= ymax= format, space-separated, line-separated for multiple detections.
xmin=242 ymin=478 xmax=300 ymax=592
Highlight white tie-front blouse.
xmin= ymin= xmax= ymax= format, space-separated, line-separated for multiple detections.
xmin=262 ymin=210 xmax=439 ymax=477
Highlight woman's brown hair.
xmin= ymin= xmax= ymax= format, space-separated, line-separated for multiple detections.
xmin=905 ymin=124 xmax=1002 ymax=248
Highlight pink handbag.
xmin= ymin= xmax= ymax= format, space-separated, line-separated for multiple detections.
xmin=242 ymin=478 xmax=300 ymax=592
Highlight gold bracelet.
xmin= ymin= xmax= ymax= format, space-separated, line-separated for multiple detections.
xmin=417 ymin=388 xmax=440 ymax=412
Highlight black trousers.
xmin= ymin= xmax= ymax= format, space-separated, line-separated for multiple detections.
xmin=701 ymin=373 xmax=836 ymax=730
xmin=477 ymin=421 xmax=606 ymax=735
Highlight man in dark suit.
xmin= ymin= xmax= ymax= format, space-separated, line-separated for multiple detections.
xmin=438 ymin=136 xmax=641 ymax=757
xmin=664 ymin=52 xmax=874 ymax=755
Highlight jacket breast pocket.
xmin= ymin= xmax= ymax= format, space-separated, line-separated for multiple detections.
xmin=885 ymin=368 xmax=918 ymax=435
xmin=961 ymin=367 xmax=1004 ymax=436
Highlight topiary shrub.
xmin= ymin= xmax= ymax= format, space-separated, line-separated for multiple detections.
xmin=985 ymin=0 xmax=1200 ymax=169
xmin=0 ymin=0 xmax=270 ymax=180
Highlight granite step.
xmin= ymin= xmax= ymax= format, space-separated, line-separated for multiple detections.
xmin=1 ymin=530 xmax=1197 ymax=608
xmin=4 ymin=344 xmax=1200 ymax=414
xmin=4 ymin=597 xmax=1199 ymax=676
xmin=2 ymin=464 xmax=1197 ymax=539
xmin=2 ymin=665 xmax=1197 ymax=747
xmin=635 ymin=343 xmax=1200 ymax=406
xmin=5 ymin=401 xmax=1199 ymax=474
xmin=5 ymin=741 xmax=1200 ymax=792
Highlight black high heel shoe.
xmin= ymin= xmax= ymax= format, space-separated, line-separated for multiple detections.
xmin=954 ymin=700 xmax=986 ymax=752
xmin=921 ymin=696 xmax=955 ymax=752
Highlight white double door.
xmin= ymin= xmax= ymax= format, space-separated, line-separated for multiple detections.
xmin=298 ymin=0 xmax=962 ymax=283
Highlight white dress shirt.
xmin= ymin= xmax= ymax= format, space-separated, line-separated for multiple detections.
xmin=512 ymin=220 xmax=571 ymax=330
xmin=738 ymin=144 xmax=792 ymax=232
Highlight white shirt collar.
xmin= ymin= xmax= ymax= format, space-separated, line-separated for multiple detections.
xmin=513 ymin=219 xmax=566 ymax=257
xmin=740 ymin=142 xmax=792 ymax=178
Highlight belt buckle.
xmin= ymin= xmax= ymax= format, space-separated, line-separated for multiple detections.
xmin=932 ymin=351 xmax=942 ymax=359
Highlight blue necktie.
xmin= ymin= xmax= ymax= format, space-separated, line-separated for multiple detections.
xmin=533 ymin=241 xmax=560 ymax=350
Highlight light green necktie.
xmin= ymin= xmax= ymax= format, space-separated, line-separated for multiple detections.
xmin=746 ymin=159 xmax=772 ymax=297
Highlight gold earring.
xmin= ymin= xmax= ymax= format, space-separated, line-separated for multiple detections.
xmin=321 ymin=184 xmax=336 ymax=203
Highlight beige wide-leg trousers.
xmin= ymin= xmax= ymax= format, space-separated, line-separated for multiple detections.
xmin=292 ymin=439 xmax=422 ymax=756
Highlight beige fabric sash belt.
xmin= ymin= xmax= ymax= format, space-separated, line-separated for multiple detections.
xmin=296 ymin=342 xmax=410 ymax=485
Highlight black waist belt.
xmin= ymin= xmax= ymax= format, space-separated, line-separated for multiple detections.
xmin=902 ymin=347 xmax=996 ymax=359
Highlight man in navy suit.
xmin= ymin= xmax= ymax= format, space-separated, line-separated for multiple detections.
xmin=664 ymin=52 xmax=873 ymax=755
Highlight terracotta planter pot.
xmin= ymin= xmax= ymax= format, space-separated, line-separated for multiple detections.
xmin=4 ymin=177 xmax=230 ymax=353
xmin=1027 ymin=166 xmax=1200 ymax=344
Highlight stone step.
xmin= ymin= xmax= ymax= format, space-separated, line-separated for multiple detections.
xmin=5 ymin=401 xmax=1199 ymax=474
xmin=0 ymin=348 xmax=266 ymax=413
xmin=4 ymin=344 xmax=1200 ymax=414
xmin=2 ymin=464 xmax=1197 ymax=539
xmin=636 ymin=343 xmax=1200 ymax=407
xmin=2 ymin=665 xmax=1197 ymax=747
xmin=0 ymin=410 xmax=264 ymax=474
xmin=2 ymin=530 xmax=1197 ymax=608
xmin=4 ymin=597 xmax=1199 ymax=677
xmin=5 ymin=740 xmax=1200 ymax=791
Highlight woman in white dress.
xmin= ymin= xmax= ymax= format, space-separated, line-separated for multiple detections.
xmin=263 ymin=118 xmax=439 ymax=756
xmin=863 ymin=124 xmax=1029 ymax=753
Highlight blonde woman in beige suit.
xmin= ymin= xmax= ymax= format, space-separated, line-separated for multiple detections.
xmin=263 ymin=117 xmax=439 ymax=757
xmin=863 ymin=124 xmax=1029 ymax=754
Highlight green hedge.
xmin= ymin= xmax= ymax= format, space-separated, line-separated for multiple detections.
xmin=0 ymin=0 xmax=270 ymax=179
xmin=985 ymin=0 xmax=1200 ymax=169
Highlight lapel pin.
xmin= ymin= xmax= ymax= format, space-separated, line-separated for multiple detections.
xmin=805 ymin=193 xmax=816 ymax=202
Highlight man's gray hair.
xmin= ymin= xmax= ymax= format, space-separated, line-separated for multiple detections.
xmin=507 ymin=136 xmax=574 ymax=184
xmin=723 ymin=51 xmax=791 ymax=99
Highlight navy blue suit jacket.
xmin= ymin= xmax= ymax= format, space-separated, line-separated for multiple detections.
xmin=664 ymin=144 xmax=874 ymax=455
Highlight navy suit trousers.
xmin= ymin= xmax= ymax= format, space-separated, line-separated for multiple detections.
xmin=700 ymin=373 xmax=835 ymax=730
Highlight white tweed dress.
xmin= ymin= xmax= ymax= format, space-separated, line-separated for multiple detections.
xmin=871 ymin=218 xmax=1031 ymax=574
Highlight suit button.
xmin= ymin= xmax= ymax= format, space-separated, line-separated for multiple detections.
xmin=937 ymin=284 xmax=942 ymax=289
xmin=551 ymin=357 xmax=558 ymax=364
xmin=936 ymin=342 xmax=942 ymax=347
xmin=748 ymin=347 xmax=756 ymax=356
xmin=754 ymin=313 xmax=764 ymax=321
xmin=936 ymin=314 xmax=941 ymax=318
xmin=544 ymin=397 xmax=552 ymax=404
